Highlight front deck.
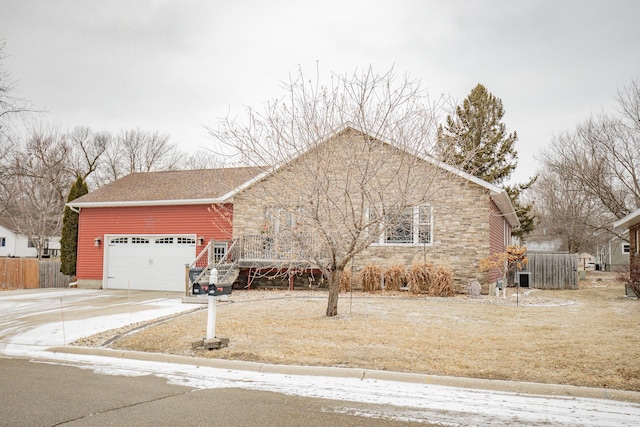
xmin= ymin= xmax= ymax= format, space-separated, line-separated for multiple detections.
xmin=187 ymin=234 xmax=325 ymax=294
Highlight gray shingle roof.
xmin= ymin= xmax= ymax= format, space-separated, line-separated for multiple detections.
xmin=70 ymin=167 xmax=263 ymax=206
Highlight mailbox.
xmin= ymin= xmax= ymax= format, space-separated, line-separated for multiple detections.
xmin=208 ymin=284 xmax=232 ymax=296
xmin=192 ymin=283 xmax=209 ymax=295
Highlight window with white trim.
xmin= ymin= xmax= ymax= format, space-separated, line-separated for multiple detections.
xmin=178 ymin=237 xmax=196 ymax=244
xmin=376 ymin=204 xmax=432 ymax=245
xmin=131 ymin=237 xmax=149 ymax=244
xmin=111 ymin=237 xmax=128 ymax=244
xmin=622 ymin=243 xmax=630 ymax=254
xmin=0 ymin=237 xmax=5 ymax=247
xmin=155 ymin=237 xmax=174 ymax=244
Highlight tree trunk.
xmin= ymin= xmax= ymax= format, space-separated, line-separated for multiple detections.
xmin=325 ymin=268 xmax=342 ymax=317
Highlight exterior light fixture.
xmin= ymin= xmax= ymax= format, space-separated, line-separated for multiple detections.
xmin=94 ymin=236 xmax=102 ymax=247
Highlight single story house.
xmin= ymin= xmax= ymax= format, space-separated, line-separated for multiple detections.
xmin=599 ymin=234 xmax=630 ymax=273
xmin=0 ymin=217 xmax=60 ymax=258
xmin=69 ymin=125 xmax=519 ymax=293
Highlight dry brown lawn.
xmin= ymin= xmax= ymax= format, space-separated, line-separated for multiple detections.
xmin=78 ymin=272 xmax=640 ymax=392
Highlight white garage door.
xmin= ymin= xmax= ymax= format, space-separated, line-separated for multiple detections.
xmin=104 ymin=235 xmax=196 ymax=291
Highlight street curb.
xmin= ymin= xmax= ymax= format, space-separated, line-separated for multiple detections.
xmin=46 ymin=346 xmax=640 ymax=404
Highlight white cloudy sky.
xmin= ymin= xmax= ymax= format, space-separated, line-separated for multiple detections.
xmin=1 ymin=0 xmax=639 ymax=184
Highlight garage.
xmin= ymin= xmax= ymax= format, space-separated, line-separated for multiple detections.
xmin=104 ymin=235 xmax=197 ymax=291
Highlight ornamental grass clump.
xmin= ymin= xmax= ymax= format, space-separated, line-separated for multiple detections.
xmin=409 ymin=262 xmax=454 ymax=296
xmin=431 ymin=265 xmax=455 ymax=297
xmin=408 ymin=262 xmax=435 ymax=294
xmin=339 ymin=269 xmax=352 ymax=292
xmin=384 ymin=264 xmax=407 ymax=291
xmin=360 ymin=264 xmax=383 ymax=293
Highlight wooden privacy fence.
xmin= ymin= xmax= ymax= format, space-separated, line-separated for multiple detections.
xmin=0 ymin=258 xmax=39 ymax=290
xmin=0 ymin=258 xmax=72 ymax=290
xmin=39 ymin=260 xmax=73 ymax=288
xmin=526 ymin=253 xmax=578 ymax=290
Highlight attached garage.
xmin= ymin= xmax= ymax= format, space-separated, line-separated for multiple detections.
xmin=69 ymin=168 xmax=263 ymax=291
xmin=104 ymin=235 xmax=196 ymax=291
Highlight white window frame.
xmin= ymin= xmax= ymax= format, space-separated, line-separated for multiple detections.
xmin=622 ymin=242 xmax=630 ymax=254
xmin=373 ymin=204 xmax=433 ymax=246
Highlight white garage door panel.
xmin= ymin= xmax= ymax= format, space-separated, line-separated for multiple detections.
xmin=105 ymin=236 xmax=196 ymax=291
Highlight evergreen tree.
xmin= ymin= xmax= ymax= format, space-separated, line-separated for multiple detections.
xmin=60 ymin=176 xmax=88 ymax=276
xmin=439 ymin=83 xmax=518 ymax=184
xmin=439 ymin=83 xmax=535 ymax=238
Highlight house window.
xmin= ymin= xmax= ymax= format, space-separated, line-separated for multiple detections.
xmin=622 ymin=243 xmax=630 ymax=254
xmin=380 ymin=204 xmax=432 ymax=245
xmin=264 ymin=205 xmax=304 ymax=234
xmin=213 ymin=242 xmax=227 ymax=262
xmin=111 ymin=237 xmax=128 ymax=244
xmin=177 ymin=237 xmax=195 ymax=244
xmin=131 ymin=237 xmax=149 ymax=244
xmin=28 ymin=239 xmax=35 ymax=248
xmin=155 ymin=237 xmax=174 ymax=244
xmin=0 ymin=237 xmax=5 ymax=247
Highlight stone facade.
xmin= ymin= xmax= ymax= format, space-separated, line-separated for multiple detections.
xmin=231 ymin=127 xmax=510 ymax=292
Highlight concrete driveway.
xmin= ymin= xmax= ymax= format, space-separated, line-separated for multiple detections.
xmin=0 ymin=288 xmax=197 ymax=355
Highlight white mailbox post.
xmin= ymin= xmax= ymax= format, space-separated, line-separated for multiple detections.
xmin=207 ymin=268 xmax=219 ymax=340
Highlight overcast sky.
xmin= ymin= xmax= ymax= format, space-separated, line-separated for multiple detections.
xmin=1 ymin=0 xmax=639 ymax=184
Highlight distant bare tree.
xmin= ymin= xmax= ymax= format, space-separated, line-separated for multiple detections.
xmin=541 ymin=78 xmax=640 ymax=222
xmin=531 ymin=166 xmax=612 ymax=253
xmin=210 ymin=65 xmax=453 ymax=317
xmin=181 ymin=148 xmax=225 ymax=170
xmin=0 ymin=127 xmax=71 ymax=257
xmin=94 ymin=128 xmax=183 ymax=185
xmin=67 ymin=126 xmax=110 ymax=184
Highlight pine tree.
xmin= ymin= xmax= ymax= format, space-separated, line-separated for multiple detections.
xmin=439 ymin=83 xmax=518 ymax=184
xmin=60 ymin=176 xmax=88 ymax=276
xmin=439 ymin=83 xmax=535 ymax=238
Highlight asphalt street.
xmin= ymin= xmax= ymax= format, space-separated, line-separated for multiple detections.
xmin=0 ymin=357 xmax=427 ymax=427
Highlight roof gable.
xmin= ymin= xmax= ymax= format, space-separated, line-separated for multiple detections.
xmin=221 ymin=123 xmax=520 ymax=227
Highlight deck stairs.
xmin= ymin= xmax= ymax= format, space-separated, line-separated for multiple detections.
xmin=188 ymin=240 xmax=239 ymax=294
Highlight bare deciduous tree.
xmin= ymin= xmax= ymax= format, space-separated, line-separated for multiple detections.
xmin=541 ymin=78 xmax=640 ymax=222
xmin=531 ymin=166 xmax=611 ymax=253
xmin=93 ymin=128 xmax=183 ymax=185
xmin=210 ymin=66 xmax=454 ymax=317
xmin=0 ymin=127 xmax=71 ymax=257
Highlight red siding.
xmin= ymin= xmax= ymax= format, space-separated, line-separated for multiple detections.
xmin=488 ymin=200 xmax=508 ymax=283
xmin=77 ymin=204 xmax=233 ymax=281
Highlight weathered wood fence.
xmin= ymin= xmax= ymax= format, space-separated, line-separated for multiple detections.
xmin=526 ymin=253 xmax=578 ymax=290
xmin=0 ymin=258 xmax=72 ymax=290
xmin=39 ymin=260 xmax=73 ymax=288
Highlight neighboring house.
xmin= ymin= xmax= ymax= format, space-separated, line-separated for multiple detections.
xmin=0 ymin=217 xmax=60 ymax=258
xmin=599 ymin=234 xmax=630 ymax=273
xmin=614 ymin=209 xmax=640 ymax=282
xmin=69 ymin=125 xmax=519 ymax=293
xmin=578 ymin=253 xmax=596 ymax=270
